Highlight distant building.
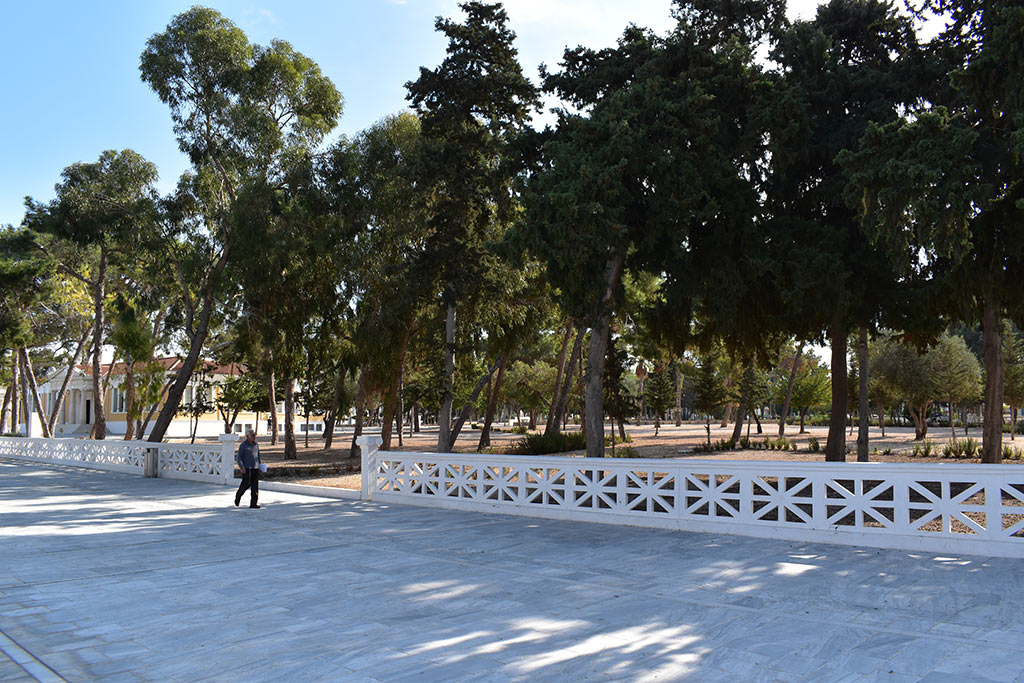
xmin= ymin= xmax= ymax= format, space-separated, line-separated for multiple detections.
xmin=34 ymin=357 xmax=326 ymax=440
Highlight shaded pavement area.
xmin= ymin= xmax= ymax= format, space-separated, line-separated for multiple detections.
xmin=2 ymin=459 xmax=1024 ymax=682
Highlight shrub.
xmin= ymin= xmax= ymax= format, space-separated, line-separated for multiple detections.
xmin=514 ymin=431 xmax=586 ymax=455
xmin=807 ymin=437 xmax=820 ymax=452
xmin=962 ymin=437 xmax=980 ymax=458
xmin=512 ymin=425 xmax=528 ymax=435
xmin=604 ymin=432 xmax=632 ymax=446
xmin=738 ymin=436 xmax=751 ymax=449
xmin=1002 ymin=444 xmax=1024 ymax=461
xmin=606 ymin=446 xmax=641 ymax=458
xmin=693 ymin=438 xmax=732 ymax=453
xmin=922 ymin=440 xmax=935 ymax=457
xmin=882 ymin=448 xmax=892 ymax=456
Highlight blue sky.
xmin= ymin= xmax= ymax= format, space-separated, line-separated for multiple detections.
xmin=0 ymin=0 xmax=830 ymax=227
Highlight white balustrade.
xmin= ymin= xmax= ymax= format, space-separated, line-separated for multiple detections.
xmin=360 ymin=441 xmax=1024 ymax=558
xmin=0 ymin=435 xmax=238 ymax=485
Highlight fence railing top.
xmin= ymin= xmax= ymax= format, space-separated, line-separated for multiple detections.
xmin=372 ymin=450 xmax=1024 ymax=476
xmin=0 ymin=435 xmax=220 ymax=451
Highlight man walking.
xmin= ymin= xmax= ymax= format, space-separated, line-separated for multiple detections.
xmin=235 ymin=428 xmax=261 ymax=508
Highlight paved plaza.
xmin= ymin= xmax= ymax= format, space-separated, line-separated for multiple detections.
xmin=2 ymin=459 xmax=1024 ymax=682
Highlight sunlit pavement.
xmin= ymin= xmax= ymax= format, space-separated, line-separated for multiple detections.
xmin=2 ymin=459 xmax=1023 ymax=682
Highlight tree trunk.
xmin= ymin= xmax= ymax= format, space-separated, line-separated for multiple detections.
xmin=618 ymin=416 xmax=626 ymax=441
xmin=730 ymin=397 xmax=747 ymax=445
xmin=478 ymin=356 xmax=507 ymax=450
xmin=20 ymin=349 xmax=51 ymax=438
xmin=982 ymin=297 xmax=1003 ymax=462
xmin=584 ymin=250 xmax=625 ymax=459
xmin=950 ymin=400 xmax=957 ymax=443
xmin=779 ymin=341 xmax=805 ymax=436
xmin=10 ymin=349 xmax=19 ymax=434
xmin=877 ymin=402 xmax=886 ymax=438
xmin=48 ymin=324 xmax=92 ymax=434
xmin=720 ymin=401 xmax=733 ymax=428
xmin=147 ymin=292 xmax=218 ymax=444
xmin=0 ymin=384 xmax=9 ymax=435
xmin=549 ymin=325 xmax=584 ymax=436
xmin=546 ymin=323 xmax=574 ymax=432
xmin=90 ymin=248 xmax=107 ymax=439
xmin=413 ymin=403 xmax=420 ymax=433
xmin=323 ymin=370 xmax=346 ymax=449
xmin=267 ymin=368 xmax=279 ymax=445
xmin=284 ymin=377 xmax=297 ymax=459
xmin=799 ymin=408 xmax=807 ymax=433
xmin=856 ymin=327 xmax=869 ymax=462
xmin=674 ymin=363 xmax=683 ymax=426
xmin=350 ymin=366 xmax=367 ymax=459
xmin=445 ymin=358 xmax=503 ymax=452
xmin=437 ymin=300 xmax=457 ymax=452
xmin=753 ymin=410 xmax=762 ymax=434
xmin=1011 ymin=406 xmax=1017 ymax=441
xmin=381 ymin=326 xmax=412 ymax=451
xmin=124 ymin=361 xmax=136 ymax=441
xmin=825 ymin=317 xmax=848 ymax=462
xmin=909 ymin=401 xmax=929 ymax=440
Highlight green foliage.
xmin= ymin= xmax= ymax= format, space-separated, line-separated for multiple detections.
xmin=644 ymin=362 xmax=676 ymax=435
xmin=514 ymin=431 xmax=586 ymax=455
xmin=604 ymin=432 xmax=632 ymax=446
xmin=807 ymin=436 xmax=820 ymax=452
xmin=215 ymin=374 xmax=264 ymax=430
xmin=605 ymin=446 xmax=641 ymax=459
xmin=943 ymin=437 xmax=981 ymax=459
xmin=1002 ymin=445 xmax=1024 ymax=461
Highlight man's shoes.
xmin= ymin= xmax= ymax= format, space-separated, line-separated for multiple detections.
xmin=234 ymin=495 xmax=240 ymax=507
xmin=250 ymin=504 xmax=260 ymax=509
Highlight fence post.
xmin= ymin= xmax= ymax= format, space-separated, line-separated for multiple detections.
xmin=356 ymin=435 xmax=383 ymax=501
xmin=218 ymin=433 xmax=241 ymax=485
xmin=145 ymin=447 xmax=159 ymax=478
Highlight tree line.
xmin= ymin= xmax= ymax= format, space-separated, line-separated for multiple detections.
xmin=2 ymin=0 xmax=1022 ymax=462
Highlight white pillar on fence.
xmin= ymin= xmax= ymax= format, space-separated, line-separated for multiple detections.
xmin=218 ymin=433 xmax=241 ymax=485
xmin=356 ymin=435 xmax=383 ymax=500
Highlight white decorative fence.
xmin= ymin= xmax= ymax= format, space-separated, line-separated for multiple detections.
xmin=0 ymin=435 xmax=239 ymax=485
xmin=356 ymin=436 xmax=1024 ymax=558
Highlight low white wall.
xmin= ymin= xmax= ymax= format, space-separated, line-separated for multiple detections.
xmin=0 ymin=435 xmax=239 ymax=485
xmin=356 ymin=436 xmax=1024 ymax=559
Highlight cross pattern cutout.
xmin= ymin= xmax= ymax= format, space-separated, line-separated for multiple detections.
xmin=684 ymin=473 xmax=741 ymax=519
xmin=752 ymin=476 xmax=815 ymax=525
xmin=907 ymin=480 xmax=987 ymax=534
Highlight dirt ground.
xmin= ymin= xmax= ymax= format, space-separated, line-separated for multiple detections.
xmin=186 ymin=419 xmax=1024 ymax=491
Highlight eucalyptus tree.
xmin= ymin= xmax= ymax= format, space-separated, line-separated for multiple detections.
xmin=759 ymin=0 xmax=921 ymax=461
xmin=140 ymin=7 xmax=342 ymax=443
xmin=24 ymin=150 xmax=159 ymax=439
xmin=843 ymin=1 xmax=1024 ymax=462
xmin=405 ymin=1 xmax=539 ymax=452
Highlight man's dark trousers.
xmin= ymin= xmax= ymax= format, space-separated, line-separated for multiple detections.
xmin=236 ymin=468 xmax=259 ymax=507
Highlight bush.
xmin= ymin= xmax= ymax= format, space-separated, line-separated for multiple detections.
xmin=604 ymin=432 xmax=632 ymax=446
xmin=606 ymin=446 xmax=641 ymax=458
xmin=514 ymin=431 xmax=586 ymax=455
xmin=942 ymin=438 xmax=979 ymax=459
xmin=693 ymin=438 xmax=732 ymax=453
xmin=1002 ymin=444 xmax=1024 ymax=461
xmin=512 ymin=425 xmax=528 ymax=435
xmin=807 ymin=437 xmax=820 ymax=452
